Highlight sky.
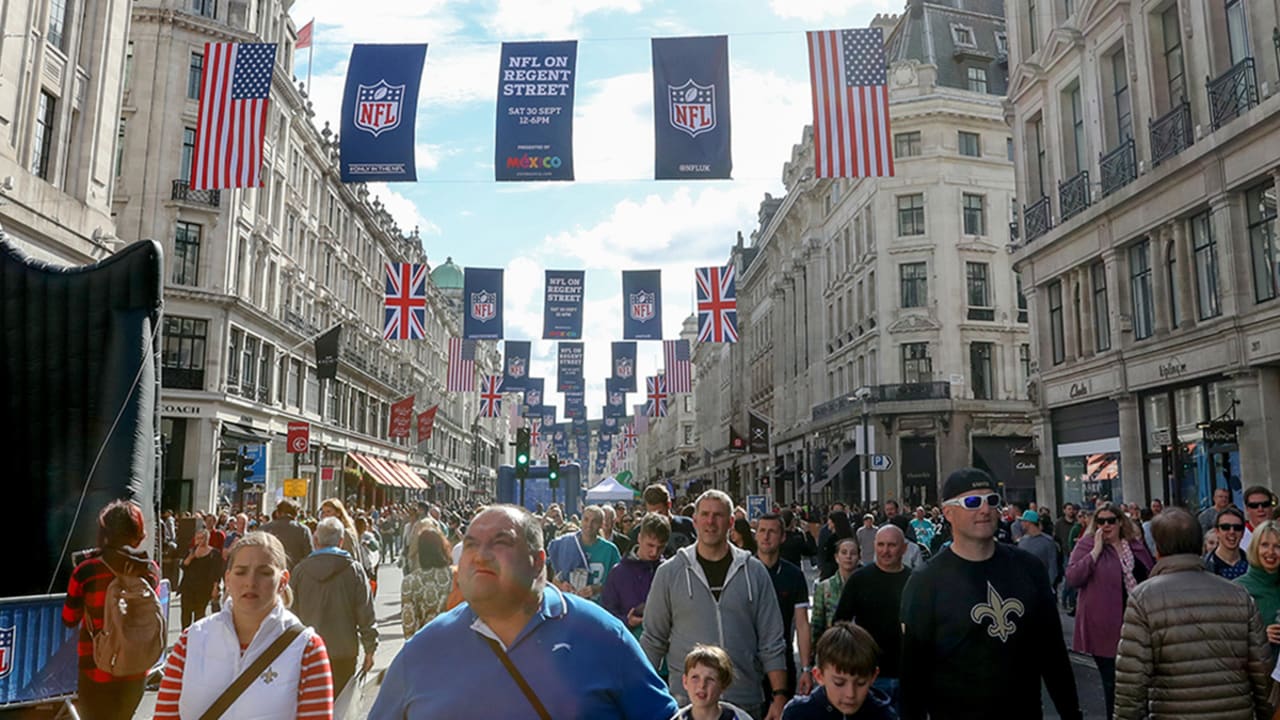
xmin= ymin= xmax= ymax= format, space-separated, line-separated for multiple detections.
xmin=288 ymin=0 xmax=900 ymax=421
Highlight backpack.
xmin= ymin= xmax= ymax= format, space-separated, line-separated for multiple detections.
xmin=89 ymin=563 xmax=165 ymax=676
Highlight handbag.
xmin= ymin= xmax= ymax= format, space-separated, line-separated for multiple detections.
xmin=198 ymin=625 xmax=304 ymax=720
xmin=483 ymin=637 xmax=552 ymax=720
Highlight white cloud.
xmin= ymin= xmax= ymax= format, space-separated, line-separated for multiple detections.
xmin=768 ymin=0 xmax=898 ymax=22
xmin=289 ymin=0 xmax=466 ymax=44
xmin=366 ymin=183 xmax=441 ymax=237
xmin=487 ymin=0 xmax=648 ymax=39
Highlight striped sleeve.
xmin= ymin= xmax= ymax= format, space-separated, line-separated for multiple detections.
xmin=297 ymin=633 xmax=334 ymax=718
xmin=154 ymin=630 xmax=190 ymax=718
xmin=61 ymin=563 xmax=87 ymax=626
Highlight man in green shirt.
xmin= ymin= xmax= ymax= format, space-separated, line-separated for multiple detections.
xmin=547 ymin=504 xmax=621 ymax=601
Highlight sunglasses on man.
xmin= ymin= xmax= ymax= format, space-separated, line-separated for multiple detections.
xmin=1246 ymin=500 xmax=1275 ymax=510
xmin=1217 ymin=523 xmax=1245 ymax=533
xmin=942 ymin=493 xmax=1001 ymax=510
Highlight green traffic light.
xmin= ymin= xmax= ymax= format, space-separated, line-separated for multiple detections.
xmin=518 ymin=453 xmax=529 ymax=464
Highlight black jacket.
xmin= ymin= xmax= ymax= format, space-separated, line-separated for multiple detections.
xmin=261 ymin=517 xmax=313 ymax=570
xmin=289 ymin=549 xmax=377 ymax=660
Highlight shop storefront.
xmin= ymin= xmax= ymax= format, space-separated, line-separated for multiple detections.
xmin=972 ymin=436 xmax=1035 ymax=505
xmin=1139 ymin=378 xmax=1242 ymax=510
xmin=900 ymin=436 xmax=937 ymax=508
xmin=1052 ymin=399 xmax=1122 ymax=508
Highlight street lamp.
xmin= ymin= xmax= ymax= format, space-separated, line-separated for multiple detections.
xmin=852 ymin=386 xmax=873 ymax=503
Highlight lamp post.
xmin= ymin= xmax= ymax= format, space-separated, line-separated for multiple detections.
xmin=853 ymin=386 xmax=873 ymax=503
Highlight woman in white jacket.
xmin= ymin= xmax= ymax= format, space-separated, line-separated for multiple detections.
xmin=155 ymin=532 xmax=334 ymax=719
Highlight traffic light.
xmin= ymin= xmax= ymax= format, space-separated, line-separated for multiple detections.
xmin=548 ymin=453 xmax=560 ymax=488
xmin=236 ymin=451 xmax=255 ymax=488
xmin=515 ymin=427 xmax=531 ymax=480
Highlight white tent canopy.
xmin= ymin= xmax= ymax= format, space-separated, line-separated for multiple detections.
xmin=585 ymin=476 xmax=635 ymax=503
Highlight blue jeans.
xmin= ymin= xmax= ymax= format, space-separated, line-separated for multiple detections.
xmin=873 ymin=677 xmax=900 ymax=711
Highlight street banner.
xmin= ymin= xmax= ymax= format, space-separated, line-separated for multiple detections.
xmin=418 ymin=405 xmax=438 ymax=443
xmin=663 ymin=339 xmax=692 ymax=392
xmin=287 ymin=422 xmax=310 ymax=454
xmin=522 ymin=377 xmax=545 ymax=416
xmin=552 ymin=425 xmax=569 ymax=455
xmin=389 ymin=395 xmax=415 ymax=438
xmin=729 ymin=425 xmax=746 ymax=452
xmin=696 ymin=264 xmax=738 ymax=343
xmin=192 ymin=43 xmax=276 ymax=190
xmin=610 ymin=341 xmax=638 ymax=392
xmin=601 ymin=416 xmax=619 ymax=436
xmin=599 ymin=435 xmax=613 ymax=451
xmin=314 ymin=324 xmax=342 ymax=380
xmin=749 ymin=409 xmax=771 ymax=454
xmin=495 ymin=40 xmax=577 ymax=181
xmin=447 ymin=337 xmax=476 ymax=392
xmin=572 ymin=416 xmax=587 ymax=436
xmin=652 ymin=35 xmax=732 ymax=180
xmin=622 ymin=270 xmax=663 ymax=340
xmin=746 ymin=495 xmax=768 ymax=522
xmin=480 ymin=375 xmax=504 ymax=418
xmin=564 ymin=391 xmax=585 ymax=418
xmin=340 ymin=43 xmax=428 ymax=183
xmin=463 ymin=267 xmax=504 ymax=339
xmin=646 ymin=376 xmax=668 ymax=417
xmin=384 ymin=263 xmax=427 ymax=340
xmin=503 ymin=340 xmax=531 ymax=392
xmin=605 ymin=378 xmax=628 ymax=418
xmin=634 ymin=405 xmax=649 ymax=434
xmin=806 ymin=28 xmax=893 ymax=178
xmin=557 ymin=342 xmax=584 ymax=392
xmin=543 ymin=270 xmax=585 ymax=339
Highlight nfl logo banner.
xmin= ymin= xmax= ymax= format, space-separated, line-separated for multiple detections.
xmin=541 ymin=406 xmax=557 ymax=428
xmin=543 ymin=270 xmax=584 ymax=339
xmin=622 ymin=270 xmax=663 ymax=340
xmin=340 ymin=44 xmax=427 ymax=183
xmin=463 ymin=267 xmax=504 ymax=339
xmin=522 ymin=377 xmax=545 ymax=417
xmin=495 ymin=40 xmax=577 ymax=181
xmin=604 ymin=378 xmax=628 ymax=418
xmin=611 ymin=341 xmax=638 ymax=393
xmin=557 ymin=342 xmax=584 ymax=392
xmin=652 ymin=35 xmax=732 ymax=180
xmin=503 ymin=341 xmax=531 ymax=392
xmin=563 ymin=390 xmax=585 ymax=418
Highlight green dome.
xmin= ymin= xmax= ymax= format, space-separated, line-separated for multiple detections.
xmin=430 ymin=257 xmax=463 ymax=289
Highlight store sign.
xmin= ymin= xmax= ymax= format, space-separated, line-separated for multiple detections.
xmin=1202 ymin=421 xmax=1239 ymax=444
xmin=1068 ymin=382 xmax=1089 ymax=399
xmin=1158 ymin=357 xmax=1187 ymax=379
xmin=161 ymin=404 xmax=202 ymax=416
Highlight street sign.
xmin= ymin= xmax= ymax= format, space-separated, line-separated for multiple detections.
xmin=283 ymin=478 xmax=308 ymax=497
xmin=746 ymin=494 xmax=768 ymax=522
xmin=869 ymin=454 xmax=894 ymax=472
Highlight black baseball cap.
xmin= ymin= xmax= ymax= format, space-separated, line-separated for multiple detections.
xmin=942 ymin=467 xmax=997 ymax=501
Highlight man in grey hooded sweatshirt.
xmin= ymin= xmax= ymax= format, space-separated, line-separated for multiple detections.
xmin=642 ymin=490 xmax=789 ymax=720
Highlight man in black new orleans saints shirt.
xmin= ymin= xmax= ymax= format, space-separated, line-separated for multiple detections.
xmin=900 ymin=468 xmax=1081 ymax=720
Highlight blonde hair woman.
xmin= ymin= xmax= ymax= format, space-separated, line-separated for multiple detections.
xmin=155 ymin=532 xmax=333 ymax=719
xmin=1237 ymin=519 xmax=1280 ymax=663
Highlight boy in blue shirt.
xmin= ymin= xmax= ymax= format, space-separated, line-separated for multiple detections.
xmin=783 ymin=623 xmax=896 ymax=719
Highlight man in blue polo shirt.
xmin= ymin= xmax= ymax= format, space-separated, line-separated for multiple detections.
xmin=369 ymin=504 xmax=677 ymax=719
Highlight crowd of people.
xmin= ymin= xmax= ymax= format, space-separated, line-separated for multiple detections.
xmin=61 ymin=472 xmax=1280 ymax=719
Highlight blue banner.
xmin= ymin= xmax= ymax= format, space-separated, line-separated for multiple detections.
xmin=564 ymin=391 xmax=585 ymax=418
xmin=340 ymin=44 xmax=427 ymax=183
xmin=503 ymin=341 xmax=531 ymax=392
xmin=557 ymin=342 xmax=584 ymax=392
xmin=605 ymin=378 xmax=628 ymax=418
xmin=610 ymin=341 xmax=638 ymax=393
xmin=542 ymin=406 xmax=557 ymax=428
xmin=543 ymin=270 xmax=585 ymax=339
xmin=552 ymin=425 xmax=569 ymax=455
xmin=622 ymin=270 xmax=663 ymax=340
xmin=495 ymin=40 xmax=577 ymax=181
xmin=521 ymin=377 xmax=545 ymax=416
xmin=652 ymin=36 xmax=732 ymax=180
xmin=601 ymin=416 xmax=620 ymax=435
xmin=463 ymin=267 xmax=504 ymax=339
xmin=572 ymin=417 xmax=588 ymax=436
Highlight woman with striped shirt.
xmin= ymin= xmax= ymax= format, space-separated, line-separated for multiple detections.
xmin=156 ymin=532 xmax=333 ymax=719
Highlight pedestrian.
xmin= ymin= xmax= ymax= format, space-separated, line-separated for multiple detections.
xmin=62 ymin=500 xmax=163 ymax=720
xmin=855 ymin=514 xmax=877 ymax=570
xmin=882 ymin=500 xmax=916 ymax=543
xmin=179 ymin=529 xmax=223 ymax=629
xmin=672 ymin=645 xmax=755 ymax=720
xmin=733 ymin=517 xmax=759 ymax=554
xmin=1204 ymin=527 xmax=1219 ymax=554
xmin=1206 ymin=506 xmax=1251 ymax=579
xmin=1236 ymin=518 xmax=1280 ymax=665
xmin=1053 ymin=503 xmax=1081 ymax=612
xmin=810 ymin=538 xmax=858 ymax=649
xmin=368 ymin=505 xmax=677 ymax=718
xmin=260 ymin=499 xmax=313 ymax=571
xmin=908 ymin=507 xmax=933 ymax=549
xmin=778 ymin=509 xmax=817 ymax=569
xmin=755 ymin=513 xmax=814 ymax=699
xmin=899 ymin=468 xmax=1080 ymax=720
xmin=1199 ymin=487 xmax=1232 ymax=534
xmin=601 ymin=512 xmax=668 ymax=639
xmin=1243 ymin=486 xmax=1277 ymax=553
xmin=833 ymin=525 xmax=910 ymax=709
xmin=1063 ymin=502 xmax=1153 ymax=719
xmin=400 ymin=524 xmax=455 ymax=638
xmin=154 ymin=532 xmax=333 ymax=719
xmin=631 ymin=483 xmax=698 ymax=557
xmin=780 ymin=623 xmax=895 ymax=720
xmin=319 ymin=498 xmax=367 ymax=567
xmin=601 ymin=504 xmax=634 ymax=557
xmin=819 ymin=511 xmax=854 ymax=581
xmin=547 ymin=504 xmax=621 ymax=601
xmin=642 ymin=489 xmax=789 ymax=719
xmin=1016 ymin=510 xmax=1059 ymax=586
xmin=1114 ymin=507 xmax=1271 ymax=718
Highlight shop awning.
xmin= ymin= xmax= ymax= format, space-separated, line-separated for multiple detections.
xmin=221 ymin=421 xmax=273 ymax=444
xmin=432 ymin=469 xmax=466 ymax=492
xmin=824 ymin=447 xmax=857 ymax=481
xmin=350 ymin=453 xmax=429 ymax=490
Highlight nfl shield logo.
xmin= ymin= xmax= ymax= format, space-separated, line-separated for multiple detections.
xmin=470 ymin=291 xmax=497 ymax=322
xmin=508 ymin=358 xmax=526 ymax=378
xmin=354 ymin=80 xmax=405 ymax=138
xmin=527 ymin=389 xmax=542 ymax=405
xmin=0 ymin=626 xmax=14 ymax=678
xmin=615 ymin=357 xmax=633 ymax=379
xmin=629 ymin=291 xmax=656 ymax=323
xmin=668 ymin=80 xmax=717 ymax=138
xmin=610 ymin=391 xmax=623 ymax=406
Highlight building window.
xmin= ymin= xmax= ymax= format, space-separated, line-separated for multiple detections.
xmin=187 ymin=52 xmax=204 ymax=100
xmin=1062 ymin=0 xmax=1074 ymax=16
xmin=1247 ymin=184 xmax=1279 ymax=302
xmin=1161 ymin=6 xmax=1186 ymax=104
xmin=959 ymin=131 xmax=981 ymax=157
xmin=1226 ymin=0 xmax=1250 ymax=66
xmin=1065 ymin=83 xmax=1086 ymax=175
xmin=1016 ymin=273 xmax=1028 ymax=322
xmin=970 ymin=343 xmax=994 ymax=400
xmin=193 ymin=0 xmax=217 ymax=19
xmin=226 ymin=328 xmax=241 ymax=388
xmin=1033 ymin=117 xmax=1047 ymax=198
xmin=897 ymin=194 xmax=925 ymax=236
xmin=995 ymin=32 xmax=1008 ymax=55
xmin=683 ymin=424 xmax=694 ymax=445
xmin=962 ymin=193 xmax=986 ymax=235
xmin=967 ymin=67 xmax=988 ymax=94
xmin=172 ymin=221 xmax=201 ymax=286
xmin=894 ymin=131 xmax=921 ymax=158
xmin=1048 ymin=280 xmax=1065 ymax=364
xmin=900 ymin=262 xmax=928 ymax=308
xmin=1191 ymin=212 xmax=1221 ymax=319
xmin=1111 ymin=49 xmax=1133 ymax=143
xmin=1006 ymin=137 xmax=1014 ymax=161
xmin=31 ymin=92 xmax=56 ymax=180
xmin=966 ymin=262 xmax=994 ymax=321
xmin=1130 ymin=240 xmax=1154 ymax=340
xmin=1028 ymin=0 xmax=1039 ymax=53
xmin=1019 ymin=344 xmax=1031 ymax=388
xmin=161 ymin=316 xmax=208 ymax=390
xmin=951 ymin=24 xmax=976 ymax=47
xmin=115 ymin=119 xmax=126 ymax=178
xmin=180 ymin=128 xmax=196 ymax=183
xmin=1091 ymin=261 xmax=1111 ymax=351
xmin=902 ymin=343 xmax=932 ymax=383
xmin=1166 ymin=239 xmax=1180 ymax=329
xmin=48 ymin=0 xmax=70 ymax=51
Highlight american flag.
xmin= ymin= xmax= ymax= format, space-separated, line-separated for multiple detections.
xmin=646 ymin=376 xmax=668 ymax=417
xmin=663 ymin=339 xmax=692 ymax=393
xmin=480 ymin=375 xmax=504 ymax=418
xmin=447 ymin=337 xmax=476 ymax=392
xmin=806 ymin=28 xmax=893 ymax=178
xmin=696 ymin=265 xmax=738 ymax=343
xmin=383 ymin=263 xmax=427 ymax=340
xmin=191 ymin=43 xmax=276 ymax=190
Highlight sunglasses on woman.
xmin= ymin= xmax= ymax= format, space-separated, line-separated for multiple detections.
xmin=1095 ymin=516 xmax=1118 ymax=525
xmin=942 ymin=493 xmax=1001 ymax=510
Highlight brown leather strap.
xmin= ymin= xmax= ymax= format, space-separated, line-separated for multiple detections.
xmin=483 ymin=637 xmax=552 ymax=720
xmin=198 ymin=625 xmax=304 ymax=720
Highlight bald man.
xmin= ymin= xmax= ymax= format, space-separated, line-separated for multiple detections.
xmin=832 ymin=525 xmax=911 ymax=710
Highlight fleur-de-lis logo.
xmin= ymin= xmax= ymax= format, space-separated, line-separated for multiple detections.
xmin=260 ymin=667 xmax=278 ymax=684
xmin=970 ymin=582 xmax=1024 ymax=643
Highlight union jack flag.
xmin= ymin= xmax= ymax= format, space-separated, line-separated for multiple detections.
xmin=663 ymin=340 xmax=692 ymax=393
xmin=622 ymin=423 xmax=638 ymax=449
xmin=480 ymin=375 xmax=504 ymax=418
xmin=646 ymin=376 xmax=668 ymax=417
xmin=696 ymin=265 xmax=738 ymax=343
xmin=383 ymin=263 xmax=427 ymax=340
xmin=528 ymin=419 xmax=541 ymax=447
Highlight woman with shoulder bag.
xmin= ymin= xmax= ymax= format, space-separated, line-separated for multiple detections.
xmin=155 ymin=532 xmax=334 ymax=719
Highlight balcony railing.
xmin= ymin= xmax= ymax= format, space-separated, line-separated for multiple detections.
xmin=171 ymin=179 xmax=221 ymax=208
xmin=1207 ymin=57 xmax=1258 ymax=130
xmin=1023 ymin=196 xmax=1053 ymax=242
xmin=872 ymin=382 xmax=951 ymax=402
xmin=1058 ymin=170 xmax=1091 ymax=222
xmin=1149 ymin=100 xmax=1193 ymax=166
xmin=1099 ymin=138 xmax=1136 ymax=198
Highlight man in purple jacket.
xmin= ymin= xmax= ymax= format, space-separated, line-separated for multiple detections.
xmin=602 ymin=513 xmax=670 ymax=637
